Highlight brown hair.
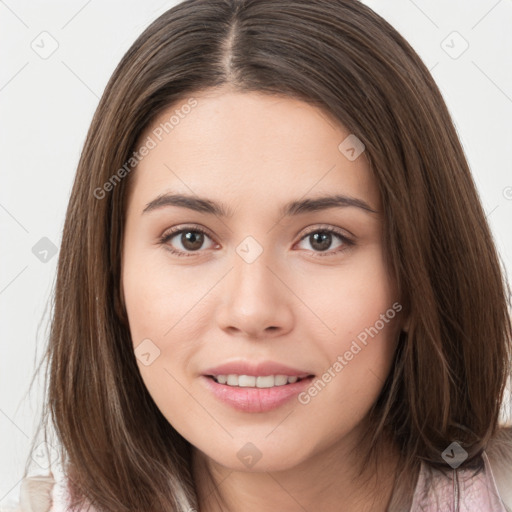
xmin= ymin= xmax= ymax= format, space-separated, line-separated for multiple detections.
xmin=25 ymin=0 xmax=512 ymax=510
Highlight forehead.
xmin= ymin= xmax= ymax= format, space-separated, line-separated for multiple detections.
xmin=127 ymin=90 xmax=380 ymax=213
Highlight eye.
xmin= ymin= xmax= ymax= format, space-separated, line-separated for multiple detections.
xmin=159 ymin=224 xmax=354 ymax=258
xmin=295 ymin=226 xmax=354 ymax=257
xmin=159 ymin=225 xmax=217 ymax=257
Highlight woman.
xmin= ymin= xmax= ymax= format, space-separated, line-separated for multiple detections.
xmin=9 ymin=0 xmax=512 ymax=510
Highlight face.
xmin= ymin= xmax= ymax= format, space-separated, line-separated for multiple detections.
xmin=121 ymin=88 xmax=404 ymax=472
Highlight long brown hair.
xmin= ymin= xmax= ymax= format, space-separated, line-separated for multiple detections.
xmin=25 ymin=0 xmax=512 ymax=510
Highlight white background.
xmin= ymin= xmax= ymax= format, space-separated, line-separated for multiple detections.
xmin=1 ymin=0 xmax=511 ymax=506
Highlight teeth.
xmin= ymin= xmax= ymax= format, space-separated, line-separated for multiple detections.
xmin=238 ymin=375 xmax=256 ymax=387
xmin=212 ymin=374 xmax=304 ymax=388
xmin=257 ymin=375 xmax=276 ymax=387
xmin=227 ymin=374 xmax=238 ymax=386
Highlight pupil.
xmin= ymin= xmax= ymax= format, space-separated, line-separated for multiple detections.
xmin=311 ymin=232 xmax=331 ymax=251
xmin=182 ymin=231 xmax=204 ymax=250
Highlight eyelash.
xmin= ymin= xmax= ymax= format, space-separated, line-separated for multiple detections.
xmin=158 ymin=224 xmax=355 ymax=258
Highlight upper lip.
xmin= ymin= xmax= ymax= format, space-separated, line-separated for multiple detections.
xmin=202 ymin=360 xmax=314 ymax=378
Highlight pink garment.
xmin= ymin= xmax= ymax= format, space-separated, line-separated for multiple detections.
xmin=410 ymin=451 xmax=508 ymax=511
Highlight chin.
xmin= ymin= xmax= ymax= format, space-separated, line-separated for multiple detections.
xmin=194 ymin=438 xmax=311 ymax=473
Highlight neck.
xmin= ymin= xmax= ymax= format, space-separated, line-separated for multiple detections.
xmin=191 ymin=430 xmax=402 ymax=512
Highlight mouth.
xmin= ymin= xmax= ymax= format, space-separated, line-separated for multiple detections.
xmin=206 ymin=374 xmax=314 ymax=388
xmin=201 ymin=373 xmax=316 ymax=413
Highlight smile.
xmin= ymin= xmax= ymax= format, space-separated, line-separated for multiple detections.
xmin=202 ymin=374 xmax=315 ymax=413
xmin=209 ymin=374 xmax=310 ymax=388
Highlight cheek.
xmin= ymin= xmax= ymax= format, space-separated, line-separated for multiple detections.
xmin=122 ymin=250 xmax=223 ymax=427
xmin=291 ymin=295 xmax=400 ymax=462
xmin=122 ymin=268 xmax=199 ymax=432
xmin=297 ymin=249 xmax=400 ymax=411
xmin=122 ymin=243 xmax=208 ymax=346
xmin=304 ymin=246 xmax=399 ymax=348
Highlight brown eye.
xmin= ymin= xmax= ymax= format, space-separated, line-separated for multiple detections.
xmin=308 ymin=232 xmax=334 ymax=252
xmin=159 ymin=226 xmax=216 ymax=257
xmin=179 ymin=231 xmax=205 ymax=251
xmin=296 ymin=227 xmax=354 ymax=257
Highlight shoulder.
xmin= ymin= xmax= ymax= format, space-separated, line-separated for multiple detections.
xmin=486 ymin=425 xmax=512 ymax=511
xmin=1 ymin=474 xmax=55 ymax=512
xmin=6 ymin=472 xmax=98 ymax=512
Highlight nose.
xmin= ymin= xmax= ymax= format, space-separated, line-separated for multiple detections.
xmin=215 ymin=247 xmax=294 ymax=339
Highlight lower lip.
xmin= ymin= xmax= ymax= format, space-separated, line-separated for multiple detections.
xmin=201 ymin=375 xmax=314 ymax=413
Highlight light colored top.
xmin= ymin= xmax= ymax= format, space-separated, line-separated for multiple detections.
xmin=410 ymin=451 xmax=510 ymax=511
xmin=2 ymin=450 xmax=511 ymax=512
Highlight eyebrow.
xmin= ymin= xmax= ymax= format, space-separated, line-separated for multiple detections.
xmin=142 ymin=192 xmax=378 ymax=217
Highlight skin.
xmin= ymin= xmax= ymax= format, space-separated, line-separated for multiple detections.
xmin=121 ymin=87 xmax=409 ymax=512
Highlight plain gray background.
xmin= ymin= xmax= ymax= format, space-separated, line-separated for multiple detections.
xmin=1 ymin=0 xmax=511 ymax=506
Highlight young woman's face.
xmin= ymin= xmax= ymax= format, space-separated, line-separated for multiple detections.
xmin=122 ymin=89 xmax=405 ymax=471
